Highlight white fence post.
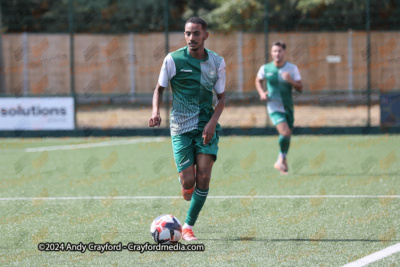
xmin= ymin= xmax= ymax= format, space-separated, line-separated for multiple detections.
xmin=348 ymin=30 xmax=354 ymax=99
xmin=23 ymin=32 xmax=29 ymax=95
xmin=238 ymin=31 xmax=244 ymax=98
xmin=129 ymin=32 xmax=136 ymax=101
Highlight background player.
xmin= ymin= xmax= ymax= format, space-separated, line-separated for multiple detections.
xmin=148 ymin=17 xmax=226 ymax=241
xmin=255 ymin=41 xmax=303 ymax=174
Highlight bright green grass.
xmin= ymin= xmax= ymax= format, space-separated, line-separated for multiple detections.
xmin=0 ymin=135 xmax=399 ymax=266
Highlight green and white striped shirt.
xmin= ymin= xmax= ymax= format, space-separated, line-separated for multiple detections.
xmin=257 ymin=61 xmax=301 ymax=114
xmin=158 ymin=46 xmax=226 ymax=135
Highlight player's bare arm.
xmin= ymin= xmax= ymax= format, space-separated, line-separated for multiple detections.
xmin=202 ymin=92 xmax=225 ymax=145
xmin=255 ymin=76 xmax=268 ymax=101
xmin=148 ymin=83 xmax=165 ymax=127
xmin=282 ymin=72 xmax=303 ymax=92
xmin=292 ymin=80 xmax=303 ymax=92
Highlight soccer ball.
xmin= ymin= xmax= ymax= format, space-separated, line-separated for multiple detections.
xmin=150 ymin=214 xmax=182 ymax=244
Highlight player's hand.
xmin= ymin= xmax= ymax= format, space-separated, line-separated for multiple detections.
xmin=282 ymin=72 xmax=292 ymax=83
xmin=202 ymin=121 xmax=216 ymax=145
xmin=296 ymin=86 xmax=303 ymax=93
xmin=148 ymin=111 xmax=161 ymax=127
xmin=259 ymin=91 xmax=268 ymax=101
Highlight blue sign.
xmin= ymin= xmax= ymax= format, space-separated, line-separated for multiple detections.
xmin=381 ymin=93 xmax=400 ymax=127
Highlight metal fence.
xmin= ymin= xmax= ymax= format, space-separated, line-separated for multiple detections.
xmin=0 ymin=0 xmax=399 ymax=131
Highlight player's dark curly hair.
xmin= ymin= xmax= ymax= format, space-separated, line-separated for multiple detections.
xmin=185 ymin=17 xmax=208 ymax=31
xmin=272 ymin=41 xmax=286 ymax=50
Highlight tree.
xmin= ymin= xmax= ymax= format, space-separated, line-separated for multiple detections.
xmin=0 ymin=0 xmax=398 ymax=33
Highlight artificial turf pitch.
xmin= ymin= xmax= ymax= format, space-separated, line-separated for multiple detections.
xmin=0 ymin=135 xmax=399 ymax=266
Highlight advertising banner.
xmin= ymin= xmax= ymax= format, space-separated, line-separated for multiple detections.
xmin=0 ymin=97 xmax=74 ymax=130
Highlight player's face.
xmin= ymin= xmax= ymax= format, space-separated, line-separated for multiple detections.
xmin=184 ymin=23 xmax=208 ymax=52
xmin=271 ymin=45 xmax=285 ymax=63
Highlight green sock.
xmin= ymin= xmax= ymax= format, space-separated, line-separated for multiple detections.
xmin=185 ymin=187 xmax=209 ymax=226
xmin=279 ymin=135 xmax=291 ymax=154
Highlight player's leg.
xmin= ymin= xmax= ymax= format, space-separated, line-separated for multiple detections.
xmin=179 ymin=164 xmax=196 ymax=201
xmin=195 ymin=154 xmax=214 ymax=189
xmin=270 ymin=112 xmax=292 ymax=173
xmin=171 ymin=132 xmax=196 ymax=201
xmin=182 ymin=153 xmax=214 ymax=241
xmin=275 ymin=121 xmax=292 ymax=172
xmin=279 ymin=109 xmax=294 ymax=172
xmin=182 ymin=129 xmax=219 ymax=241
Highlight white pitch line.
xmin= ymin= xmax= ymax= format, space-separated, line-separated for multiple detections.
xmin=24 ymin=137 xmax=165 ymax=152
xmin=0 ymin=195 xmax=399 ymax=201
xmin=342 ymin=243 xmax=400 ymax=267
xmin=208 ymin=195 xmax=400 ymax=199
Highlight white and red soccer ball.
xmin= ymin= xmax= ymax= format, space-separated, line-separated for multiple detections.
xmin=150 ymin=214 xmax=182 ymax=244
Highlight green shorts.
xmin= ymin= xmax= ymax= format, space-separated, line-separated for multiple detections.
xmin=269 ymin=110 xmax=294 ymax=129
xmin=171 ymin=129 xmax=219 ymax=173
